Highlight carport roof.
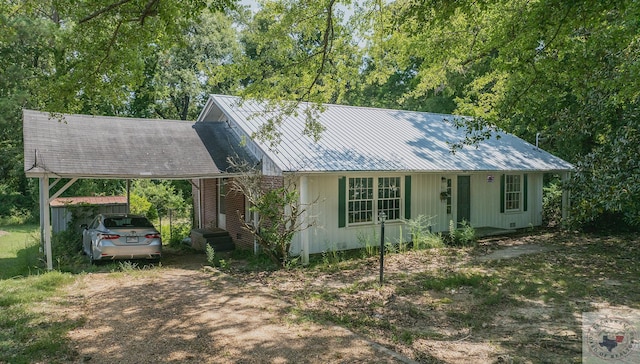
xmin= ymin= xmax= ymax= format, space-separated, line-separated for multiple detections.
xmin=23 ymin=109 xmax=252 ymax=179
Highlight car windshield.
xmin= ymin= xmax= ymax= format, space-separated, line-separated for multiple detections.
xmin=104 ymin=217 xmax=154 ymax=228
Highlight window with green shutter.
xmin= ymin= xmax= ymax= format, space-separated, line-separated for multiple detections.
xmin=349 ymin=177 xmax=374 ymax=223
xmin=338 ymin=176 xmax=405 ymax=227
xmin=501 ymin=174 xmax=528 ymax=213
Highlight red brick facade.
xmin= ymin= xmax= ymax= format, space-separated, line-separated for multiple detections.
xmin=193 ymin=178 xmax=218 ymax=229
xmin=193 ymin=177 xmax=286 ymax=251
xmin=225 ymin=180 xmax=254 ymax=250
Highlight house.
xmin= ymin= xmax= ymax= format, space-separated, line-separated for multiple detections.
xmin=22 ymin=96 xmax=572 ymax=269
xmin=192 ymin=95 xmax=574 ymax=263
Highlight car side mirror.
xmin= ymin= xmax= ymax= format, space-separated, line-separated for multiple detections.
xmin=80 ymin=224 xmax=88 ymax=230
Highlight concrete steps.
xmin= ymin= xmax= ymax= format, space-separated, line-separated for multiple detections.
xmin=191 ymin=228 xmax=235 ymax=252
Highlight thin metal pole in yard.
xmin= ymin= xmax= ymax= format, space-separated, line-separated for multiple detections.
xmin=379 ymin=211 xmax=386 ymax=285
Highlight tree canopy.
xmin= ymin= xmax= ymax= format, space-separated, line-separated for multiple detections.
xmin=1 ymin=0 xmax=639 ymax=229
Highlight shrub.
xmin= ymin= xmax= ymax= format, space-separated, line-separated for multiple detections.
xmin=448 ymin=219 xmax=476 ymax=246
xmin=542 ymin=181 xmax=562 ymax=227
xmin=168 ymin=221 xmax=192 ymax=247
xmin=129 ymin=193 xmax=153 ymax=217
xmin=407 ymin=215 xmax=444 ymax=249
xmin=205 ymin=244 xmax=216 ymax=266
xmin=51 ymin=228 xmax=84 ymax=269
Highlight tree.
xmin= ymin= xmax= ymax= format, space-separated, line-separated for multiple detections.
xmin=355 ymin=0 xmax=640 ymax=228
xmin=0 ymin=0 xmax=235 ymax=218
xmin=131 ymin=180 xmax=188 ymax=220
xmin=130 ymin=10 xmax=242 ymax=120
xmin=228 ymin=157 xmax=314 ymax=268
xmin=233 ymin=0 xmax=362 ymax=143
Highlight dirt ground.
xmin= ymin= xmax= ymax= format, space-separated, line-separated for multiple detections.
xmin=54 ymin=231 xmax=636 ymax=363
xmin=63 ymin=256 xmax=412 ymax=364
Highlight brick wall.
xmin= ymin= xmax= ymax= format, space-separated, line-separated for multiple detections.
xmin=201 ymin=179 xmax=217 ymax=229
xmin=261 ymin=175 xmax=285 ymax=191
xmin=193 ymin=175 xmax=286 ymax=251
xmin=224 ymin=179 xmax=254 ymax=250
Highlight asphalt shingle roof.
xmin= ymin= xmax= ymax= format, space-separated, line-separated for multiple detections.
xmin=206 ymin=94 xmax=574 ymax=173
xmin=23 ymin=110 xmax=252 ymax=179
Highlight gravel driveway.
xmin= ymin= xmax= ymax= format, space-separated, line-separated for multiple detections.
xmin=65 ymin=260 xmax=413 ymax=364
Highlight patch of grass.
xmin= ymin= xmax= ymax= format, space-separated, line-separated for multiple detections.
xmin=396 ymin=330 xmax=414 ymax=345
xmin=243 ymin=231 xmax=640 ymax=363
xmin=421 ymin=271 xmax=485 ymax=291
xmin=229 ymin=249 xmax=278 ymax=271
xmin=0 ymin=224 xmax=41 ymax=279
xmin=0 ymin=271 xmax=80 ymax=363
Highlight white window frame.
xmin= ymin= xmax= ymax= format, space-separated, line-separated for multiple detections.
xmin=504 ymin=174 xmax=522 ymax=212
xmin=348 ymin=177 xmax=374 ymax=224
xmin=347 ymin=176 xmax=402 ymax=225
xmin=377 ymin=176 xmax=402 ymax=221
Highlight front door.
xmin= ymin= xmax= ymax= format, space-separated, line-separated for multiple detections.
xmin=218 ymin=178 xmax=227 ymax=229
xmin=457 ymin=176 xmax=471 ymax=225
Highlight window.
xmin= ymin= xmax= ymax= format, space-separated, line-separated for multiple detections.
xmin=348 ymin=177 xmax=373 ymax=223
xmin=378 ymin=177 xmax=401 ymax=220
xmin=505 ymin=174 xmax=521 ymax=211
xmin=446 ymin=178 xmax=452 ymax=214
xmin=347 ymin=176 xmax=401 ymax=224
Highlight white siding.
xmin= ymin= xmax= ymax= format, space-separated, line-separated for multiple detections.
xmin=290 ymin=172 xmax=546 ymax=255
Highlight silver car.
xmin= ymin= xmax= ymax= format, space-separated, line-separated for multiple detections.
xmin=82 ymin=214 xmax=162 ymax=262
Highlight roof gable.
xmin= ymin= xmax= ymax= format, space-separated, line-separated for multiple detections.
xmin=201 ymin=95 xmax=573 ymax=173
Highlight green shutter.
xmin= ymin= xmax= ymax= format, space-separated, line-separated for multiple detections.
xmin=523 ymin=174 xmax=528 ymax=212
xmin=500 ymin=174 xmax=505 ymax=213
xmin=338 ymin=177 xmax=346 ymax=228
xmin=404 ymin=175 xmax=411 ymax=219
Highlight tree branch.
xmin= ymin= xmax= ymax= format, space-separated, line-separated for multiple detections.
xmin=139 ymin=0 xmax=159 ymax=25
xmin=93 ymin=18 xmax=124 ymax=75
xmin=79 ymin=0 xmax=134 ymax=24
xmin=298 ymin=0 xmax=335 ymax=102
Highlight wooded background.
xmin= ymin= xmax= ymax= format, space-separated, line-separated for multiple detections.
xmin=1 ymin=0 xmax=638 ymax=230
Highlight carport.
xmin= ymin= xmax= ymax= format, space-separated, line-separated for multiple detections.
xmin=23 ymin=109 xmax=247 ymax=269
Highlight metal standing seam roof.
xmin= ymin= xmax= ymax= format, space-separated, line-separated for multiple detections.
xmin=23 ymin=109 xmax=253 ymax=179
xmin=203 ymin=94 xmax=574 ymax=173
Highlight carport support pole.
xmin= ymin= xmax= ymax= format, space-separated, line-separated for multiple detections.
xmin=126 ymin=179 xmax=131 ymax=213
xmin=41 ymin=176 xmax=53 ymax=270
xmin=39 ymin=176 xmax=44 ymax=248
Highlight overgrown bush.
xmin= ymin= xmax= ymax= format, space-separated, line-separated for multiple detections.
xmin=51 ymin=228 xmax=84 ymax=268
xmin=168 ymin=221 xmax=192 ymax=247
xmin=0 ymin=209 xmax=33 ymax=225
xmin=448 ymin=219 xmax=476 ymax=246
xmin=568 ymin=125 xmax=640 ymax=231
xmin=542 ymin=181 xmax=562 ymax=227
xmin=0 ymin=186 xmax=34 ymax=221
xmin=407 ymin=215 xmax=444 ymax=249
xmin=129 ymin=193 xmax=155 ymax=218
